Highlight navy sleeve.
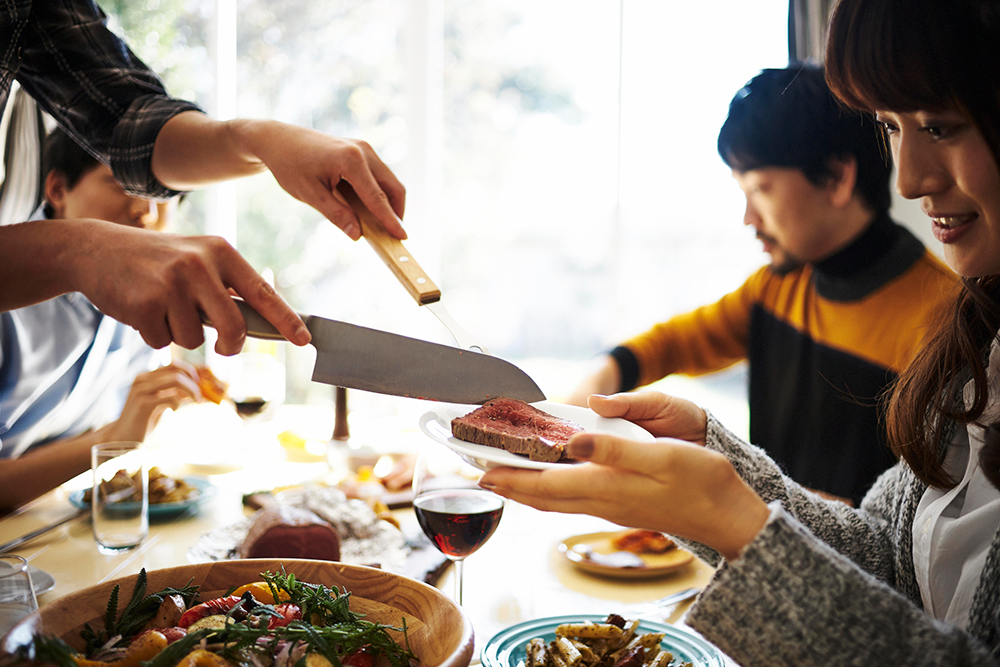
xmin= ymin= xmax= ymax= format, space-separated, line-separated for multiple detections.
xmin=609 ymin=345 xmax=640 ymax=392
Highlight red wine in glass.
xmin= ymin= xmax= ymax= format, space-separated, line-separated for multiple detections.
xmin=233 ymin=396 xmax=270 ymax=419
xmin=414 ymin=489 xmax=504 ymax=558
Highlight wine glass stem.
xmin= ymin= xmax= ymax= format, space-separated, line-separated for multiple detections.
xmin=453 ymin=558 xmax=465 ymax=606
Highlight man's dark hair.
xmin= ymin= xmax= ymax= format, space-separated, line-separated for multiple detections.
xmin=42 ymin=127 xmax=101 ymax=189
xmin=718 ymin=63 xmax=891 ymax=214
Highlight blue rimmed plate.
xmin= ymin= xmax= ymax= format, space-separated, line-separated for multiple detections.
xmin=69 ymin=477 xmax=215 ymax=519
xmin=482 ymin=615 xmax=726 ymax=667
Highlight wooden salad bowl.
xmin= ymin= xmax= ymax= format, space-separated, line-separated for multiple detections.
xmin=1 ymin=559 xmax=474 ymax=667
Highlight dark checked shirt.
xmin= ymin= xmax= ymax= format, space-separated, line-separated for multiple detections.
xmin=0 ymin=0 xmax=203 ymax=198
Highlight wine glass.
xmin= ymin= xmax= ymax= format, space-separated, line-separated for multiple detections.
xmin=412 ymin=448 xmax=505 ymax=606
xmin=225 ymin=348 xmax=284 ymax=422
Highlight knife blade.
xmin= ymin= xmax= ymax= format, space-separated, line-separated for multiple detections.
xmin=0 ymin=508 xmax=89 ymax=554
xmin=225 ymin=299 xmax=545 ymax=404
xmin=336 ymin=181 xmax=490 ymax=353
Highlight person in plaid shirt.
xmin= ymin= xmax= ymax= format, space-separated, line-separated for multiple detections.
xmin=0 ymin=1 xmax=408 ymax=356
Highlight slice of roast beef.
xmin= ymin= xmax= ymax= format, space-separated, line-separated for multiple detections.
xmin=451 ymin=397 xmax=583 ymax=462
xmin=239 ymin=505 xmax=341 ymax=561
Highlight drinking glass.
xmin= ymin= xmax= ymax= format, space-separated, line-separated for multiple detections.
xmin=412 ymin=448 xmax=505 ymax=606
xmin=227 ymin=348 xmax=284 ymax=422
xmin=0 ymin=555 xmax=38 ymax=636
xmin=91 ymin=442 xmax=148 ymax=554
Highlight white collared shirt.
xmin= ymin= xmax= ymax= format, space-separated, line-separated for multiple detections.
xmin=0 ymin=207 xmax=164 ymax=459
xmin=913 ymin=339 xmax=1000 ymax=628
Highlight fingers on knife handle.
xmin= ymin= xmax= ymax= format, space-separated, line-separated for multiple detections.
xmin=201 ymin=299 xmax=289 ymax=342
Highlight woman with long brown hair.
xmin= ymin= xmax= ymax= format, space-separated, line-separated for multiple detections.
xmin=479 ymin=0 xmax=1000 ymax=664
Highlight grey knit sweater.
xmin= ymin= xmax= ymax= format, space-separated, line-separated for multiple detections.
xmin=684 ymin=414 xmax=1000 ymax=666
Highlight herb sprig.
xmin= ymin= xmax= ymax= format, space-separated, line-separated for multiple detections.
xmin=79 ymin=568 xmax=199 ymax=655
xmin=23 ymin=568 xmax=416 ymax=667
xmin=144 ymin=618 xmax=415 ymax=667
xmin=250 ymin=568 xmax=416 ymax=667
xmin=15 ymin=634 xmax=79 ymax=667
xmin=259 ymin=568 xmax=360 ymax=625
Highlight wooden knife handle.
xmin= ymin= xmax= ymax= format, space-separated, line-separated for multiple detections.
xmin=336 ymin=181 xmax=441 ymax=305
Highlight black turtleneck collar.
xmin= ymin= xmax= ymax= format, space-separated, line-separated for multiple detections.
xmin=811 ymin=210 xmax=926 ymax=301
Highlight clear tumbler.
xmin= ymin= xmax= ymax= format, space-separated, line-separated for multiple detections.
xmin=91 ymin=442 xmax=148 ymax=554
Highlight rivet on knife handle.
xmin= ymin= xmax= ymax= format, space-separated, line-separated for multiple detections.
xmin=336 ymin=181 xmax=442 ymax=305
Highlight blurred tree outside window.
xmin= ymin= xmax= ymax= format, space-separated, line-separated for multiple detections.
xmin=106 ymin=1 xmax=786 ymax=431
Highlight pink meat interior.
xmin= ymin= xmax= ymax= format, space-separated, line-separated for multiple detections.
xmin=456 ymin=398 xmax=583 ymax=443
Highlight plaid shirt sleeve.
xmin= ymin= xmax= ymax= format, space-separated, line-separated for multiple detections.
xmin=11 ymin=0 xmax=204 ymax=198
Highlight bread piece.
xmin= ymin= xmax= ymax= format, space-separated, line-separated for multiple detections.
xmin=196 ymin=366 xmax=228 ymax=404
xmin=610 ymin=529 xmax=676 ymax=554
xmin=451 ymin=397 xmax=583 ymax=462
xmin=240 ymin=505 xmax=341 ymax=561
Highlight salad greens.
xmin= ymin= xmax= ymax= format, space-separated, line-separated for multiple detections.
xmin=80 ymin=568 xmax=199 ymax=655
xmin=17 ymin=567 xmax=416 ymax=667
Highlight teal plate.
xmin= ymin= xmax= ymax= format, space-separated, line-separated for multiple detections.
xmin=69 ymin=478 xmax=215 ymax=519
xmin=482 ymin=615 xmax=726 ymax=667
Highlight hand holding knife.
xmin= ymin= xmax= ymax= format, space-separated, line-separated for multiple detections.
xmin=202 ymin=181 xmax=544 ymax=404
xmin=204 ymin=298 xmax=544 ymax=405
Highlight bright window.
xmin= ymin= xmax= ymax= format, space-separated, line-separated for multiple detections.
xmin=108 ymin=1 xmax=788 ymax=431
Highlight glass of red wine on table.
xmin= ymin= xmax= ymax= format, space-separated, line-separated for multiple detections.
xmin=225 ymin=347 xmax=284 ymax=423
xmin=412 ymin=448 xmax=505 ymax=606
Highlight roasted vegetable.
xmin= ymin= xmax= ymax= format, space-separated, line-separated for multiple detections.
xmin=22 ymin=568 xmax=416 ymax=667
xmin=177 ymin=596 xmax=245 ymax=629
xmin=74 ymin=630 xmax=168 ymax=667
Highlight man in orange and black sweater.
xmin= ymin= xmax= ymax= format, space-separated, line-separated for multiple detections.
xmin=567 ymin=65 xmax=957 ymax=506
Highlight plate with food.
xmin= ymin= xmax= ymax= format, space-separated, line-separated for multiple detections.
xmin=419 ymin=399 xmax=653 ymax=471
xmin=187 ymin=485 xmax=409 ymax=575
xmin=1 ymin=559 xmax=474 ymax=667
xmin=70 ymin=470 xmax=214 ymax=519
xmin=481 ymin=613 xmax=726 ymax=667
xmin=559 ymin=529 xmax=694 ymax=579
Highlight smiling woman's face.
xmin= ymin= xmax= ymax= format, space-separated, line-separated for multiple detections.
xmin=877 ymin=109 xmax=1000 ymax=277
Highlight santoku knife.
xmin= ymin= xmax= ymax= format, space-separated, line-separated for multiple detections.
xmin=217 ymin=299 xmax=545 ymax=404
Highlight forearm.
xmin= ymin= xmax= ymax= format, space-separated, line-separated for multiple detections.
xmin=152 ymin=109 xmax=406 ymax=242
xmin=688 ymin=507 xmax=993 ymax=667
xmin=700 ymin=412 xmax=901 ymax=577
xmin=151 ymin=112 xmax=269 ymax=190
xmin=0 ymin=220 xmax=88 ymax=311
xmin=565 ymin=356 xmax=621 ymax=407
xmin=0 ymin=429 xmax=111 ymax=513
xmin=626 ymin=311 xmax=748 ymax=386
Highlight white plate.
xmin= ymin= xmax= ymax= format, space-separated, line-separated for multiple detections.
xmin=29 ymin=566 xmax=55 ymax=597
xmin=186 ymin=486 xmax=408 ymax=573
xmin=419 ymin=401 xmax=653 ymax=471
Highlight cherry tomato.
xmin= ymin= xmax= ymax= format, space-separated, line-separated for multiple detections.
xmin=342 ymin=647 xmax=374 ymax=667
xmin=267 ymin=603 xmax=302 ymax=629
xmin=160 ymin=627 xmax=187 ymax=644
